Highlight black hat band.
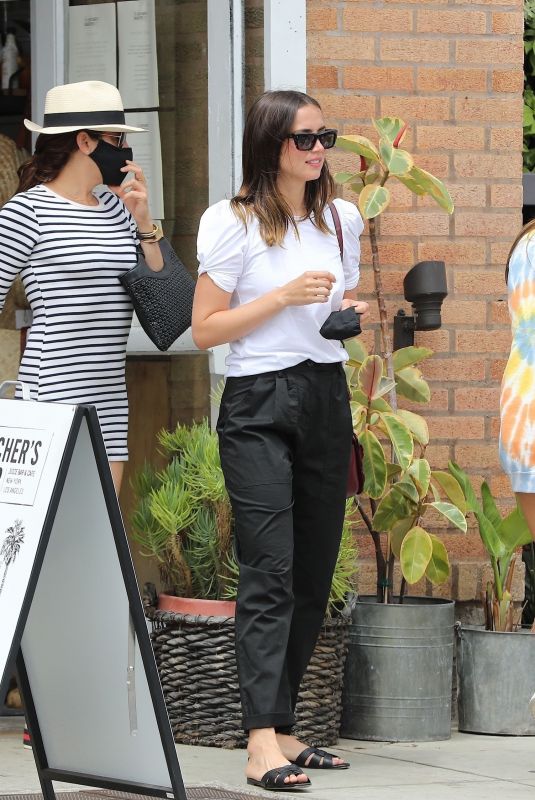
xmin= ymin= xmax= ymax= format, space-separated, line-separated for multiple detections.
xmin=42 ymin=110 xmax=126 ymax=127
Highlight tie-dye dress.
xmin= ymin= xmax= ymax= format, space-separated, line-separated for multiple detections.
xmin=500 ymin=233 xmax=535 ymax=492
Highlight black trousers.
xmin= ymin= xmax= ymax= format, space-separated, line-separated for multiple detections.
xmin=217 ymin=359 xmax=353 ymax=732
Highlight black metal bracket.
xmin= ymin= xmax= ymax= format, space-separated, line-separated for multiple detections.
xmin=393 ymin=309 xmax=415 ymax=351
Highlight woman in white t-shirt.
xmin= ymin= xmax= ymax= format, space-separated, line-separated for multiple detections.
xmin=192 ymin=90 xmax=367 ymax=792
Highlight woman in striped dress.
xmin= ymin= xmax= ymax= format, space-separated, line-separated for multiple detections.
xmin=0 ymin=81 xmax=164 ymax=493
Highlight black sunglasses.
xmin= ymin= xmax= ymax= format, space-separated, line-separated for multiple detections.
xmin=287 ymin=129 xmax=338 ymax=151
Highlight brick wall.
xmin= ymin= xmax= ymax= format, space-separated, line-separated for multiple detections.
xmin=306 ymin=0 xmax=525 ymax=602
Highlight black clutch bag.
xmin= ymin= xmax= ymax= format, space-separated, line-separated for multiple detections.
xmin=319 ymin=307 xmax=362 ymax=341
xmin=119 ymin=237 xmax=195 ymax=352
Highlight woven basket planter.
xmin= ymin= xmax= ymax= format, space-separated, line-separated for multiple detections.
xmin=145 ymin=596 xmax=350 ymax=749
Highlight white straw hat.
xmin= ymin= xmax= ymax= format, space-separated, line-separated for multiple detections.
xmin=24 ymin=80 xmax=146 ymax=135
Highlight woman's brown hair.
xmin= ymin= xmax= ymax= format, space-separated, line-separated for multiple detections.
xmin=230 ymin=90 xmax=334 ymax=247
xmin=16 ymin=130 xmax=99 ymax=193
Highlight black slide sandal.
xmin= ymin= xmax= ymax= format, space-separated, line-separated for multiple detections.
xmin=247 ymin=764 xmax=311 ymax=791
xmin=293 ymin=746 xmax=350 ymax=770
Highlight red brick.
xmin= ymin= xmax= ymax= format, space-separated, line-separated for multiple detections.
xmin=453 ymin=271 xmax=507 ymax=295
xmin=418 ymin=241 xmax=486 ymax=266
xmin=456 ymin=330 xmax=512 ymax=353
xmin=381 ymin=96 xmax=448 ymax=121
xmin=307 ymin=65 xmax=338 ymax=89
xmin=455 ymin=97 xmax=522 ymax=123
xmin=491 ymin=242 xmax=517 ymax=267
xmin=489 ymin=473 xmax=512 ymax=499
xmin=415 ymin=328 xmax=450 ymax=353
xmin=417 ymin=10 xmax=486 ymax=34
xmin=454 ymin=388 xmax=501 ymax=411
xmin=417 ymin=125 xmax=485 ymax=151
xmin=492 ymin=12 xmax=524 ymax=35
xmin=454 ymin=154 xmax=520 ymax=180
xmin=314 ymin=92 xmax=376 ymax=121
xmin=412 ymin=155 xmax=450 ymax=179
xmin=424 ymin=358 xmax=486 ymax=382
xmin=307 ymin=5 xmax=338 ymax=31
xmin=441 ymin=301 xmax=487 ymax=325
xmin=418 ymin=68 xmax=487 ymax=94
xmin=456 ymin=39 xmax=524 ymax=65
xmin=490 ymin=184 xmax=523 ymax=209
xmin=308 ymin=33 xmax=375 ymax=61
xmin=491 ymin=127 xmax=523 ymax=150
xmin=454 ymin=443 xmax=500 ymax=470
xmin=492 ymin=69 xmax=525 ymax=94
xmin=344 ymin=7 xmax=412 ymax=32
xmin=380 ymin=38 xmax=450 ymax=63
xmin=402 ymin=389 xmax=449 ymax=413
xmin=360 ymin=241 xmax=415 ymax=267
xmin=344 ymin=66 xmax=414 ymax=92
xmin=455 ymin=212 xmax=520 ymax=238
xmin=490 ymin=358 xmax=507 ymax=381
xmin=381 ymin=213 xmax=450 ymax=237
xmin=427 ymin=416 xmax=485 ymax=440
xmin=491 ymin=300 xmax=510 ymax=324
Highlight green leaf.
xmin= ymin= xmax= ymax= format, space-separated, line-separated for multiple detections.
xmin=379 ymin=138 xmax=413 ymax=176
xmin=373 ymin=117 xmax=406 ymax=143
xmin=334 ymin=170 xmax=363 ymax=184
xmin=336 ymin=135 xmax=380 ymax=162
xmin=395 ymin=366 xmax=431 ymax=403
xmin=426 ymin=534 xmax=450 ymax=585
xmin=393 ymin=346 xmax=434 ymax=372
xmin=431 ymin=470 xmax=467 ymax=513
xmin=395 ymin=173 xmax=428 ymax=196
xmin=390 ymin=517 xmax=415 ymax=558
xmin=360 ymin=429 xmax=387 ymax=499
xmin=428 ymin=501 xmax=468 ymax=533
xmin=447 ymin=462 xmax=481 ymax=514
xmin=358 ymin=355 xmax=383 ymax=400
xmin=408 ymin=458 xmax=431 ymax=498
xmin=474 ymin=510 xmax=507 ymax=560
xmin=378 ymin=412 xmax=413 ymax=470
xmin=374 ymin=377 xmax=397 ymax=399
xmin=350 ymin=402 xmax=367 ymax=430
xmin=358 ymin=184 xmax=391 ymax=219
xmin=396 ymin=476 xmax=420 ymax=505
xmin=499 ymin=507 xmax=533 ymax=553
xmin=481 ymin=482 xmax=503 ymax=534
xmin=373 ymin=485 xmax=413 ymax=532
xmin=345 ymin=336 xmax=369 ymax=365
xmin=400 ymin=526 xmax=433 ymax=584
xmin=397 ymin=409 xmax=429 ymax=446
xmin=409 ymin=166 xmax=454 ymax=214
xmin=386 ymin=462 xmax=403 ymax=478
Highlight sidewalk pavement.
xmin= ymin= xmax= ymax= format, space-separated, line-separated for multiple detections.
xmin=1 ymin=715 xmax=534 ymax=800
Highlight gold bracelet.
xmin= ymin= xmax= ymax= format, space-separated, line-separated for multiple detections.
xmin=137 ymin=223 xmax=163 ymax=242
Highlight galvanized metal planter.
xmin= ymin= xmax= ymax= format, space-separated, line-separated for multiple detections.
xmin=341 ymin=596 xmax=454 ymax=742
xmin=456 ymin=624 xmax=535 ymax=735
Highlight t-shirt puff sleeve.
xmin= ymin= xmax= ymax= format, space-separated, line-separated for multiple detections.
xmin=197 ymin=200 xmax=247 ymax=294
xmin=333 ymin=198 xmax=364 ymax=291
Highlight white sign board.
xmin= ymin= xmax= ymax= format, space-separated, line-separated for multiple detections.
xmin=0 ymin=392 xmax=185 ymax=800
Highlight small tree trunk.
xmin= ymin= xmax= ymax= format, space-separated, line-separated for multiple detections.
xmin=368 ymin=217 xmax=397 ymax=414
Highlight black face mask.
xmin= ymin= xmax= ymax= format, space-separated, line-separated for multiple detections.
xmin=88 ymin=139 xmax=134 ymax=187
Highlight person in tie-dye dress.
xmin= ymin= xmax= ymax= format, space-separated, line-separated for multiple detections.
xmin=501 ymin=228 xmax=535 ymax=718
xmin=500 ymin=228 xmax=535 ymax=533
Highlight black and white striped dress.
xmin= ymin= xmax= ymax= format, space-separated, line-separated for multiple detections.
xmin=0 ymin=185 xmax=138 ymax=460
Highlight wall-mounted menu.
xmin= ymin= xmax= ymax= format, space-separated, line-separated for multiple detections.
xmin=118 ymin=0 xmax=159 ymax=109
xmin=68 ymin=3 xmax=117 ymax=85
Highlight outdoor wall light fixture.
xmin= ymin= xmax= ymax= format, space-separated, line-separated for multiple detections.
xmin=393 ymin=260 xmax=448 ymax=350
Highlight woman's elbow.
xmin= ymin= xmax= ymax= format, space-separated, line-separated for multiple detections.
xmin=191 ymin=323 xmax=214 ymax=350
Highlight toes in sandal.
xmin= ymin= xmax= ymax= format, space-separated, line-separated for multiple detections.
xmin=247 ymin=764 xmax=311 ymax=791
xmin=293 ymin=746 xmax=350 ymax=770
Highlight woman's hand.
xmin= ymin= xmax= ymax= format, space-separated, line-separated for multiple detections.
xmin=112 ymin=160 xmax=153 ymax=230
xmin=340 ymin=297 xmax=370 ymax=320
xmin=278 ymin=271 xmax=336 ymax=307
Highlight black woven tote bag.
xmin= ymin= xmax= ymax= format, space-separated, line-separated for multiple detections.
xmin=120 ymin=237 xmax=195 ymax=351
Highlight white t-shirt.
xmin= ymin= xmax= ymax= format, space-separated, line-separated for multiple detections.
xmin=197 ymin=197 xmax=363 ymax=377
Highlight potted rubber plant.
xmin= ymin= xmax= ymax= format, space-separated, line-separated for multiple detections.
xmin=334 ymin=117 xmax=462 ymax=742
xmin=132 ymin=419 xmax=358 ymax=748
xmin=448 ymin=462 xmax=535 ymax=735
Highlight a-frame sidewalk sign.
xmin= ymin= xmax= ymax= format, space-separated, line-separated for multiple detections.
xmin=0 ymin=382 xmax=187 ymax=800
